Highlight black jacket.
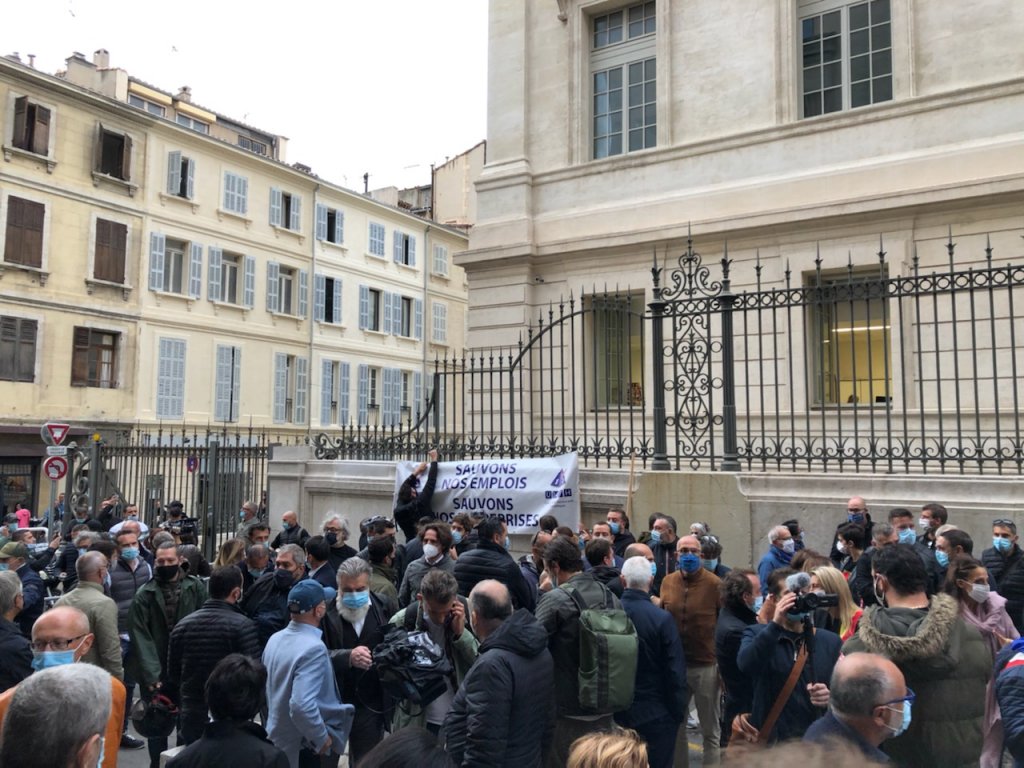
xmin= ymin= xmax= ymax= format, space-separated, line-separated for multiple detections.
xmin=443 ymin=609 xmax=555 ymax=768
xmin=995 ymin=639 xmax=1024 ymax=764
xmin=850 ymin=546 xmax=878 ymax=607
xmin=166 ymin=720 xmax=289 ymax=768
xmin=830 ymin=515 xmax=873 ymax=567
xmin=394 ymin=462 xmax=438 ymax=541
xmin=15 ymin=563 xmax=45 ymax=638
xmin=0 ymin=617 xmax=32 ymax=693
xmin=651 ymin=537 xmax=677 ymax=596
xmin=321 ymin=593 xmax=393 ymax=714
xmin=618 ymin=588 xmax=687 ymax=728
xmin=612 ymin=529 xmax=636 ymax=558
xmin=454 ymin=540 xmax=535 ymax=611
xmin=164 ymin=599 xmax=260 ymax=712
xmin=326 ymin=544 xmax=357 ymax=574
xmin=715 ymin=601 xmax=758 ymax=717
xmin=110 ymin=558 xmax=153 ymax=633
xmin=983 ymin=544 xmax=1024 ymax=633
xmin=590 ymin=564 xmax=624 ymax=597
xmin=270 ymin=525 xmax=310 ymax=550
xmin=238 ymin=572 xmax=293 ymax=650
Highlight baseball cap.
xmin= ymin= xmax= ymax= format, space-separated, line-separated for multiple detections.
xmin=0 ymin=542 xmax=30 ymax=559
xmin=287 ymin=580 xmax=336 ymax=614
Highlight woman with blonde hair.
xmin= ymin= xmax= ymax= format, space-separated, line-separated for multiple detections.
xmin=568 ymin=728 xmax=648 ymax=768
xmin=809 ymin=565 xmax=862 ymax=641
xmin=213 ymin=537 xmax=247 ymax=567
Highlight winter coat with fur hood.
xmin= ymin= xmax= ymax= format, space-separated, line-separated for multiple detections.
xmin=842 ymin=592 xmax=991 ymax=768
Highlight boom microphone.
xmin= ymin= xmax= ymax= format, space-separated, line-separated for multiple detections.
xmin=785 ymin=571 xmax=811 ymax=594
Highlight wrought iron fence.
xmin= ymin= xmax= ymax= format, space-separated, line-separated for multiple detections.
xmin=313 ymin=228 xmax=1024 ymax=475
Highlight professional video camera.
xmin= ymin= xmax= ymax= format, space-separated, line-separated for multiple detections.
xmin=792 ymin=590 xmax=839 ymax=613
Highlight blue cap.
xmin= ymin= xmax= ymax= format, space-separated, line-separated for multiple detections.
xmin=287 ymin=579 xmax=336 ymax=613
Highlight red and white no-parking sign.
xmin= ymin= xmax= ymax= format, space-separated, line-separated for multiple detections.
xmin=43 ymin=455 xmax=68 ymax=481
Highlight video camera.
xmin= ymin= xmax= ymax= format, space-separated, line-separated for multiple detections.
xmin=792 ymin=590 xmax=839 ymax=613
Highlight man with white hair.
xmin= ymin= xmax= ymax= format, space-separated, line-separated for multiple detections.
xmin=756 ymin=525 xmax=796 ymax=597
xmin=617 ymin=556 xmax=687 ymax=768
xmin=322 ymin=513 xmax=356 ymax=572
xmin=0 ymin=663 xmax=112 ymax=768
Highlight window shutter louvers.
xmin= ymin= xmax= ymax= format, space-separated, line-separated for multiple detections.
xmin=298 ymin=269 xmax=308 ymax=318
xmin=148 ymin=233 xmax=165 ymax=291
xmin=167 ymin=152 xmax=181 ymax=196
xmin=357 ymin=364 xmax=369 ymax=426
xmin=266 ymin=261 xmax=280 ymax=313
xmin=295 ymin=357 xmax=308 ymax=424
xmin=243 ymin=256 xmax=256 ymax=308
xmin=314 ymin=273 xmax=326 ymax=322
xmin=273 ymin=353 xmax=287 ymax=423
xmin=339 ymin=362 xmax=351 ymax=425
xmin=207 ymin=247 xmax=222 ymax=302
xmin=188 ymin=243 xmax=203 ymax=299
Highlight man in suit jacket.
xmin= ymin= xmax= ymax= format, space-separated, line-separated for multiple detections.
xmin=305 ymin=535 xmax=337 ymax=589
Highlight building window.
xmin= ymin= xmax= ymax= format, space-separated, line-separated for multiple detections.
xmin=432 ymin=244 xmax=449 ymax=277
xmin=96 ymin=126 xmax=132 ymax=181
xmin=4 ymin=196 xmax=44 ymax=268
xmin=11 ymin=96 xmax=51 ymax=156
xmin=273 ymin=353 xmax=308 ymax=424
xmin=223 ymin=172 xmax=249 ymax=215
xmin=319 ymin=360 xmax=352 ymax=426
xmin=71 ymin=327 xmax=118 ymax=388
xmin=368 ymin=222 xmax=386 ymax=257
xmin=267 ymin=263 xmax=307 ymax=317
xmin=591 ymin=293 xmax=645 ymax=408
xmin=393 ymin=231 xmax=417 ymax=267
xmin=208 ymin=248 xmax=254 ymax=307
xmin=399 ymin=296 xmax=413 ymax=337
xmin=176 ymin=113 xmax=209 ymax=134
xmin=0 ymin=316 xmax=36 ymax=382
xmin=238 ymin=136 xmax=268 ymax=156
xmin=314 ymin=274 xmax=343 ymax=324
xmin=156 ymin=337 xmax=186 ymax=418
xmin=149 ymin=234 xmax=202 ymax=297
xmin=591 ymin=1 xmax=656 ymax=159
xmin=800 ymin=0 xmax=892 ymax=118
xmin=432 ymin=301 xmax=448 ymax=344
xmin=359 ymin=286 xmax=383 ymax=332
xmin=315 ymin=204 xmax=344 ymax=244
xmin=166 ymin=151 xmax=195 ymax=199
xmin=214 ymin=345 xmax=241 ymax=422
xmin=270 ymin=188 xmax=302 ymax=231
xmin=128 ymin=94 xmax=165 ymax=117
xmin=806 ymin=267 xmax=892 ymax=405
xmin=94 ymin=219 xmax=127 ymax=284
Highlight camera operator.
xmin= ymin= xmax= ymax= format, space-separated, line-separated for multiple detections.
xmin=735 ymin=568 xmax=843 ymax=744
xmin=158 ymin=501 xmax=199 ymax=547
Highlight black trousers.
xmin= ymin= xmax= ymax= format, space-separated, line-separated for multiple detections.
xmin=349 ymin=708 xmax=387 ymax=765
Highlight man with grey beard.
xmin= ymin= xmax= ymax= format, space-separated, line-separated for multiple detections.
xmin=320 ymin=556 xmax=394 ymax=765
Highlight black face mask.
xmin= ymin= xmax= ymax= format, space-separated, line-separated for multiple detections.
xmin=155 ymin=565 xmax=180 ymax=582
xmin=325 ymin=532 xmax=338 ymax=546
xmin=274 ymin=569 xmax=295 ymax=590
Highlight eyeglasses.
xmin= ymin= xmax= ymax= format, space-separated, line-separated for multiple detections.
xmin=31 ymin=634 xmax=87 ymax=653
xmin=878 ymin=688 xmax=915 ymax=708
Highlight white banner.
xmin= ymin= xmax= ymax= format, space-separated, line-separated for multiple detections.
xmin=394 ymin=452 xmax=580 ymax=534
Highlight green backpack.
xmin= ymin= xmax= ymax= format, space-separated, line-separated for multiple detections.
xmin=566 ymin=584 xmax=638 ymax=714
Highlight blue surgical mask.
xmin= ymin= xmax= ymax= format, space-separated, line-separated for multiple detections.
xmin=504 ymin=536 xmax=511 ymax=550
xmin=281 ymin=521 xmax=292 ymax=530
xmin=609 ymin=522 xmax=621 ymax=535
xmin=0 ymin=563 xmax=8 ymax=572
xmin=95 ymin=736 xmax=105 ymax=768
xmin=936 ymin=550 xmax=949 ymax=568
xmin=578 ymin=538 xmax=586 ymax=551
xmin=885 ymin=700 xmax=912 ymax=738
xmin=848 ymin=513 xmax=865 ymax=524
xmin=452 ymin=530 xmax=463 ymax=545
xmin=649 ymin=561 xmax=657 ymax=578
xmin=752 ymin=595 xmax=765 ymax=613
xmin=78 ymin=548 xmax=89 ymax=557
xmin=31 ymin=648 xmax=77 ymax=671
xmin=248 ymin=568 xmax=264 ymax=579
xmin=678 ymin=553 xmax=701 ymax=574
xmin=341 ymin=590 xmax=370 ymax=610
xmin=702 ymin=558 xmax=718 ymax=572
xmin=239 ymin=509 xmax=246 ymax=520
xmin=898 ymin=528 xmax=917 ymax=545
xmin=994 ymin=536 xmax=1013 ymax=553
xmin=103 ymin=572 xmax=111 ymax=591
xmin=649 ymin=529 xmax=662 ymax=545
xmin=121 ymin=547 xmax=139 ymax=561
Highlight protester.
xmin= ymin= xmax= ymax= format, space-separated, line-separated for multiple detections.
xmin=164 ymin=565 xmax=260 ymax=745
xmin=995 ymin=637 xmax=1024 ymax=766
xmin=0 ymin=571 xmax=31 ymax=692
xmin=303 ymin=535 xmax=334 ymax=589
xmin=240 ymin=543 xmax=306 ymax=650
xmin=321 ymin=513 xmax=357 ymax=572
xmin=809 ymin=565 xmax=862 ymax=641
xmin=0 ymin=541 xmax=44 ymax=638
xmin=443 ymin=580 xmax=554 ymax=767
xmin=56 ymin=529 xmax=95 ymax=591
xmin=399 ymin=521 xmax=456 ymax=608
xmin=661 ymin=534 xmax=722 ymax=764
xmin=520 ymin=530 xmax=552 ymax=600
xmin=394 ymin=450 xmax=439 ymax=541
xmin=756 ymin=525 xmax=795 ymax=596
xmin=831 ymin=497 xmax=873 ymax=567
xmin=835 ymin=523 xmax=866 ymax=577
xmin=0 ymin=663 xmax=112 ymax=768
xmin=241 ymin=542 xmax=273 ymax=591
xmin=236 ymin=500 xmax=260 ymax=538
xmin=271 ymin=510 xmax=310 ymax=549
xmin=700 ymin=534 xmax=730 ymax=578
xmin=390 ymin=569 xmax=478 ymax=734
xmin=917 ymin=502 xmax=948 ymax=551
xmin=108 ymin=503 xmax=150 ymax=537
xmin=615 ymin=556 xmax=686 ymax=768
xmin=585 ymin=537 xmax=623 ymax=597
xmin=159 ymin=500 xmax=199 ymax=546
xmin=803 ymin=652 xmax=910 ymax=763
xmin=12 ymin=528 xmax=61 ymax=572
xmin=110 ymin=527 xmax=152 ymax=750
xmin=982 ymin=518 xmax=1024 ymax=634
xmin=56 ymin=550 xmax=124 ymax=680
xmin=366 ymin=535 xmax=401 ymax=605
xmin=214 ymin=537 xmax=247 ymax=568
xmin=567 ymin=728 xmax=649 ymax=768
xmin=850 ymin=521 xmax=897 ymax=607
xmin=451 ymin=512 xmax=474 ymax=556
xmin=607 ymin=508 xmax=636 ymax=558
xmin=358 ymin=726 xmax=455 ymax=768
xmin=944 ymin=554 xmax=1019 ymax=767
xmin=649 ymin=514 xmax=678 ymax=596
xmin=589 ymin=521 xmax=625 ymax=567
xmin=843 ymin=544 xmax=990 ymax=764
xmin=791 ymin=548 xmax=831 ymax=573
xmin=715 ymin=569 xmax=760 ymax=747
xmin=246 ymin=522 xmax=273 ymax=548
xmin=263 ymin=580 xmax=353 ymax=768
xmin=454 ymin=516 xmax=534 ymax=611
xmin=783 ymin=519 xmax=806 ymax=552
xmin=167 ymin=654 xmax=288 ymax=767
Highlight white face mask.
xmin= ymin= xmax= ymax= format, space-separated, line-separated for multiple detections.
xmin=836 ymin=540 xmax=848 ymax=554
xmin=781 ymin=539 xmax=795 ymax=554
xmin=968 ymin=583 xmax=991 ymax=603
xmin=918 ymin=517 xmax=931 ymax=530
xmin=422 ymin=543 xmax=441 ymax=561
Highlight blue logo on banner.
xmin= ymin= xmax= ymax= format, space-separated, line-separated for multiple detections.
xmin=551 ymin=470 xmax=566 ymax=487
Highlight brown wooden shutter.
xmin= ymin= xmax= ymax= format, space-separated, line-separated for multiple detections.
xmin=22 ymin=200 xmax=44 ymax=268
xmin=71 ymin=327 xmax=90 ymax=385
xmin=31 ymin=105 xmax=50 ymax=156
xmin=12 ymin=96 xmax=28 ymax=150
xmin=120 ymin=133 xmax=132 ymax=180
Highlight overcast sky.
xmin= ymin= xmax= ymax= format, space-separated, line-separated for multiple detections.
xmin=5 ymin=0 xmax=488 ymax=191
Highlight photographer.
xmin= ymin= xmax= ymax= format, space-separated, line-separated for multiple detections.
xmin=735 ymin=568 xmax=842 ymax=744
xmin=158 ymin=500 xmax=199 ymax=546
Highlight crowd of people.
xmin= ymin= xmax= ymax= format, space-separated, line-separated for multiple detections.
xmin=1 ymin=473 xmax=1023 ymax=768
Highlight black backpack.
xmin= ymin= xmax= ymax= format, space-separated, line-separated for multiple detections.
xmin=372 ymin=625 xmax=453 ymax=707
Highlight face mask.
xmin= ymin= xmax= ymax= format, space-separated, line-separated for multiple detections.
xmin=248 ymin=568 xmax=264 ymax=579
xmin=0 ymin=563 xmax=8 ymax=572
xmin=103 ymin=572 xmax=111 ymax=590
xmin=678 ymin=553 xmax=701 ymax=574
xmin=608 ymin=522 xmax=621 ymax=535
xmin=120 ymin=547 xmax=139 ymax=561
xmin=649 ymin=529 xmax=662 ymax=545
xmin=884 ymin=700 xmax=912 ymax=738
xmin=31 ymin=647 xmax=77 ymax=671
xmin=452 ymin=530 xmax=463 ymax=545
xmin=239 ymin=510 xmax=246 ymax=520
xmin=702 ymin=559 xmax=718 ymax=572
xmin=281 ymin=521 xmax=292 ymax=530
xmin=366 ymin=535 xmax=375 ymax=545
xmin=578 ymin=538 xmax=586 ymax=551
xmin=341 ymin=590 xmax=370 ymax=610
xmin=325 ymin=532 xmax=338 ymax=546
xmin=752 ymin=595 xmax=765 ymax=613
xmin=504 ymin=536 xmax=511 ymax=550
xmin=848 ymin=513 xmax=864 ymax=524
xmin=423 ymin=543 xmax=441 ymax=561
xmin=649 ymin=561 xmax=657 ymax=578
xmin=273 ymin=569 xmax=295 ymax=589
xmin=95 ymin=736 xmax=105 ymax=768
xmin=968 ymin=583 xmax=991 ymax=603
xmin=836 ymin=540 xmax=848 ymax=554
xmin=78 ymin=548 xmax=89 ymax=558
xmin=936 ymin=550 xmax=949 ymax=568
xmin=918 ymin=517 xmax=931 ymax=530
xmin=781 ymin=539 xmax=796 ymax=554
xmin=154 ymin=564 xmax=180 ymax=582
xmin=994 ymin=537 xmax=1013 ymax=553
xmin=898 ymin=528 xmax=917 ymax=545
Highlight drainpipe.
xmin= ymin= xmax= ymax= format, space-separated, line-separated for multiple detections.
xmin=308 ymin=183 xmax=320 ymax=442
xmin=422 ymin=223 xmax=432 ymax=417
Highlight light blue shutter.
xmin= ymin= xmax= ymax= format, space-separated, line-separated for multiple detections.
xmin=215 ymin=345 xmax=232 ymax=421
xmin=298 ymin=269 xmax=308 ymax=318
xmin=414 ymin=371 xmax=423 ymax=420
xmin=357 ymin=364 xmax=369 ymax=426
xmin=339 ymin=362 xmax=351 ymax=425
xmin=149 ymin=233 xmax=165 ymax=291
xmin=295 ymin=357 xmax=308 ymax=424
xmin=188 ymin=243 xmax=203 ymax=299
xmin=231 ymin=348 xmax=241 ymax=421
xmin=358 ymin=285 xmax=369 ymax=330
xmin=223 ymin=172 xmax=235 ymax=211
xmin=266 ymin=261 xmax=280 ymax=313
xmin=238 ymin=176 xmax=248 ymax=214
xmin=382 ymin=292 xmax=394 ymax=335
xmin=243 ymin=256 xmax=256 ymax=308
xmin=408 ymin=236 xmax=416 ymax=267
xmin=269 ymin=187 xmax=282 ymax=227
xmin=414 ymin=298 xmax=423 ymax=340
xmin=157 ymin=338 xmax=186 ymax=419
xmin=332 ymin=279 xmax=342 ymax=324
xmin=290 ymin=195 xmax=301 ymax=231
xmin=315 ymin=204 xmax=327 ymax=241
xmin=381 ymin=368 xmax=394 ymax=426
xmin=185 ymin=157 xmax=195 ymax=200
xmin=320 ymin=359 xmax=334 ymax=425
xmin=166 ymin=152 xmax=181 ymax=195
xmin=314 ymin=273 xmax=326 ymax=322
xmin=393 ymin=230 xmax=403 ymax=263
xmin=208 ymin=247 xmax=222 ymax=302
xmin=334 ymin=211 xmax=344 ymax=244
xmin=273 ymin=353 xmax=287 ymax=423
